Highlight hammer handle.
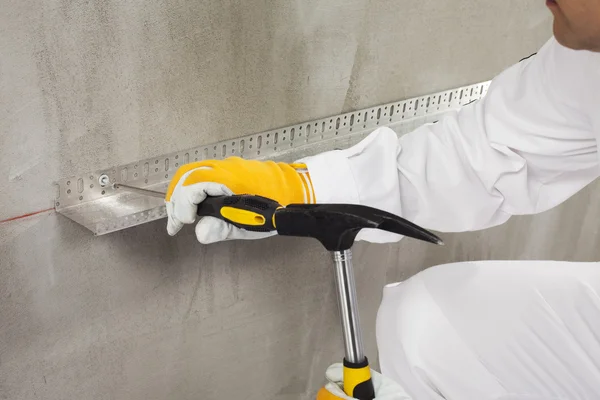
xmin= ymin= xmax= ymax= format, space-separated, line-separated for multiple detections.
xmin=196 ymin=195 xmax=282 ymax=232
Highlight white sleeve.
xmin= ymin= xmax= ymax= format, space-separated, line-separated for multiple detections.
xmin=302 ymin=38 xmax=600 ymax=243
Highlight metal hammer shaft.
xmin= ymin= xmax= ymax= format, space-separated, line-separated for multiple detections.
xmin=332 ymin=249 xmax=365 ymax=364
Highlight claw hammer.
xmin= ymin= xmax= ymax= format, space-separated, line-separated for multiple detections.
xmin=114 ymin=184 xmax=443 ymax=399
xmin=193 ymin=195 xmax=443 ymax=399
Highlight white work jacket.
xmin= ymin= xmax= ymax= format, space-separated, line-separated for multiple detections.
xmin=304 ymin=37 xmax=600 ymax=242
xmin=304 ymin=37 xmax=600 ymax=399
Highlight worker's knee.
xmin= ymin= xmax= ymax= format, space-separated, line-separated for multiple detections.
xmin=377 ymin=261 xmax=600 ymax=398
xmin=377 ymin=267 xmax=451 ymax=359
xmin=376 ymin=267 xmax=457 ymax=396
xmin=376 ymin=262 xmax=506 ymax=396
xmin=377 ymin=262 xmax=475 ymax=345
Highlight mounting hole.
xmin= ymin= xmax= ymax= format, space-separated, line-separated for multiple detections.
xmin=101 ymin=190 xmax=106 ymax=195
xmin=56 ymin=202 xmax=60 ymax=207
xmin=66 ymin=181 xmax=70 ymax=186
xmin=67 ymin=189 xmax=71 ymax=194
xmin=90 ymin=184 xmax=94 ymax=189
xmin=79 ymin=196 xmax=83 ymax=200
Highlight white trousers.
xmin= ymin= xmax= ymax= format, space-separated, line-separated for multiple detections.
xmin=376 ymin=261 xmax=600 ymax=400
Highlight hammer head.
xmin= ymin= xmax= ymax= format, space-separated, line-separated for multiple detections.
xmin=274 ymin=204 xmax=443 ymax=251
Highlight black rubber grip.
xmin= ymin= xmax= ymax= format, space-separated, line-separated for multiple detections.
xmin=353 ymin=379 xmax=375 ymax=400
xmin=196 ymin=195 xmax=281 ymax=232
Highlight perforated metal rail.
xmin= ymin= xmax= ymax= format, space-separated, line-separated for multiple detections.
xmin=55 ymin=81 xmax=490 ymax=235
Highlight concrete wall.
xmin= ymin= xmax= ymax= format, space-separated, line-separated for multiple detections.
xmin=4 ymin=1 xmax=597 ymax=399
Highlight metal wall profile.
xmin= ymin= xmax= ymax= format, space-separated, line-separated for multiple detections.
xmin=55 ymin=81 xmax=490 ymax=235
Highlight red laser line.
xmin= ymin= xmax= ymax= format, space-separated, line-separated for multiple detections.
xmin=0 ymin=208 xmax=55 ymax=224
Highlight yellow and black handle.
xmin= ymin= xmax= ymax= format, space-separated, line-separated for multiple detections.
xmin=196 ymin=195 xmax=282 ymax=232
xmin=343 ymin=358 xmax=375 ymax=400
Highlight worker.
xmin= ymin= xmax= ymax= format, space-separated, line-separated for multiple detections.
xmin=166 ymin=1 xmax=600 ymax=399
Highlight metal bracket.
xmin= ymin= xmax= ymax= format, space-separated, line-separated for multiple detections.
xmin=55 ymin=81 xmax=490 ymax=235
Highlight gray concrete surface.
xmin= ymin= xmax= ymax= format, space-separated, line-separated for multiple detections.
xmin=3 ymin=1 xmax=596 ymax=399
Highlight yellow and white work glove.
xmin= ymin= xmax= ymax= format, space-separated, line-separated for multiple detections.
xmin=317 ymin=364 xmax=411 ymax=400
xmin=165 ymin=157 xmax=314 ymax=243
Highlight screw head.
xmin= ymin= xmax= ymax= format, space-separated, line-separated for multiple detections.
xmin=98 ymin=174 xmax=110 ymax=187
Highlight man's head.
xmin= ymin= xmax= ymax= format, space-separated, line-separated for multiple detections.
xmin=547 ymin=0 xmax=600 ymax=52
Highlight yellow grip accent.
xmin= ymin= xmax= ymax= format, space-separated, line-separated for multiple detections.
xmin=343 ymin=364 xmax=372 ymax=398
xmin=220 ymin=207 xmax=266 ymax=226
